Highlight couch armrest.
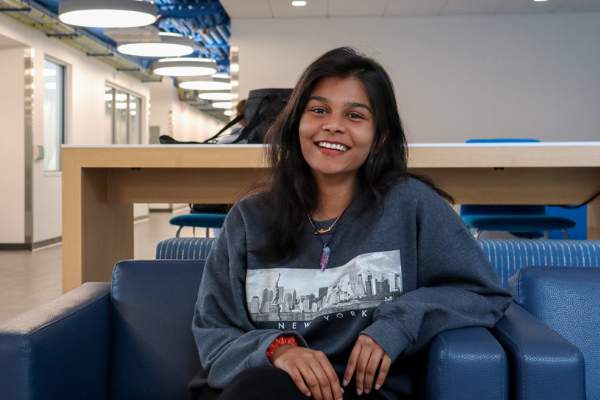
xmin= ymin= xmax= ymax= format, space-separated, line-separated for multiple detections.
xmin=491 ymin=303 xmax=585 ymax=400
xmin=0 ymin=282 xmax=111 ymax=400
xmin=425 ymin=327 xmax=507 ymax=400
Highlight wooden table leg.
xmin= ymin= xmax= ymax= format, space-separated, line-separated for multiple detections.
xmin=588 ymin=204 xmax=600 ymax=240
xmin=63 ymin=167 xmax=133 ymax=293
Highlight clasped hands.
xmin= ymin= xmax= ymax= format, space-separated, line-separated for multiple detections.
xmin=270 ymin=335 xmax=391 ymax=400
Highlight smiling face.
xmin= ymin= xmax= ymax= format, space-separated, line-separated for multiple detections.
xmin=298 ymin=76 xmax=376 ymax=185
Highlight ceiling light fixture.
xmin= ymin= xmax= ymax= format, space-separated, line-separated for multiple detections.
xmin=212 ymin=102 xmax=233 ymax=109
xmin=179 ymin=75 xmax=231 ymax=91
xmin=292 ymin=1 xmax=307 ymax=6
xmin=153 ymin=58 xmax=217 ymax=76
xmin=224 ymin=110 xmax=233 ymax=116
xmin=117 ymin=32 xmax=195 ymax=57
xmin=58 ymin=0 xmax=158 ymax=28
xmin=181 ymin=81 xmax=232 ymax=91
xmin=198 ymin=92 xmax=235 ymax=101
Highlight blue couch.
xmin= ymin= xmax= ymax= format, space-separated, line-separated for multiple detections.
xmin=0 ymin=240 xmax=508 ymax=400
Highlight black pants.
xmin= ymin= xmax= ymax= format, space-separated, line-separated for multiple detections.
xmin=197 ymin=366 xmax=385 ymax=400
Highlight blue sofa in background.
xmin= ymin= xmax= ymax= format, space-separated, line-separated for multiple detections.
xmin=156 ymin=238 xmax=600 ymax=287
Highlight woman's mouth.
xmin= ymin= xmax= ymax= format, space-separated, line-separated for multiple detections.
xmin=316 ymin=141 xmax=348 ymax=152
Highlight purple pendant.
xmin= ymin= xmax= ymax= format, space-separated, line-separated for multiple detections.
xmin=320 ymin=246 xmax=330 ymax=272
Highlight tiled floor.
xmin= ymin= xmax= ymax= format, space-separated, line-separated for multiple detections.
xmin=0 ymin=210 xmax=207 ymax=324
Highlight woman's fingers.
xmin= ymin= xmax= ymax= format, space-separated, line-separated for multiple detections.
xmin=272 ymin=346 xmax=342 ymax=400
xmin=286 ymin=366 xmax=313 ymax=397
xmin=363 ymin=348 xmax=383 ymax=394
xmin=375 ymin=355 xmax=392 ymax=391
xmin=345 ymin=335 xmax=391 ymax=395
xmin=354 ymin=344 xmax=373 ymax=395
xmin=299 ymin=363 xmax=325 ymax=400
xmin=318 ymin=352 xmax=345 ymax=400
xmin=343 ymin=342 xmax=362 ymax=387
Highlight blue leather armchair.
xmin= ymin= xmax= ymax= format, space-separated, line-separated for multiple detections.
xmin=494 ymin=266 xmax=599 ymax=400
xmin=0 ymin=256 xmax=509 ymax=400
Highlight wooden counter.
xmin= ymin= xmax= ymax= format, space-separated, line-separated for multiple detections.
xmin=62 ymin=143 xmax=600 ymax=292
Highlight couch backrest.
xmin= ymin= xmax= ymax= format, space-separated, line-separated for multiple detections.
xmin=476 ymin=240 xmax=600 ymax=287
xmin=156 ymin=237 xmax=215 ymax=260
xmin=109 ymin=260 xmax=205 ymax=400
xmin=509 ymin=267 xmax=600 ymax=400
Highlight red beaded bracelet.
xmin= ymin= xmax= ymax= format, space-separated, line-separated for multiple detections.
xmin=266 ymin=335 xmax=298 ymax=360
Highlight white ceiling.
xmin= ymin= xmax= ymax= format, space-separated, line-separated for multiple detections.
xmin=220 ymin=0 xmax=600 ymax=18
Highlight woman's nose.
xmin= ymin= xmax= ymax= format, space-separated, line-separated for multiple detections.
xmin=322 ymin=112 xmax=346 ymax=133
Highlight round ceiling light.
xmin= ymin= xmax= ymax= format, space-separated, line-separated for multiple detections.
xmin=212 ymin=102 xmax=233 ymax=109
xmin=198 ymin=92 xmax=235 ymax=101
xmin=180 ymin=81 xmax=232 ymax=91
xmin=153 ymin=58 xmax=217 ymax=77
xmin=117 ymin=33 xmax=195 ymax=57
xmin=59 ymin=0 xmax=158 ymax=28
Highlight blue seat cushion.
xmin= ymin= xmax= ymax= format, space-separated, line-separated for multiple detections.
xmin=462 ymin=215 xmax=576 ymax=232
xmin=169 ymin=213 xmax=226 ymax=229
xmin=509 ymin=267 xmax=600 ymax=400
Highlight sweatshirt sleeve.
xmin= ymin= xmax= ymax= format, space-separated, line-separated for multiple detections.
xmin=360 ymin=185 xmax=512 ymax=362
xmin=192 ymin=203 xmax=307 ymax=389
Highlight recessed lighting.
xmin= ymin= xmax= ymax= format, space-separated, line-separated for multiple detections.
xmin=533 ymin=0 xmax=547 ymax=2
xmin=292 ymin=1 xmax=307 ymax=6
xmin=224 ymin=110 xmax=233 ymax=116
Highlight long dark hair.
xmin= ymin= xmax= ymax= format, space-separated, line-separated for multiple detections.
xmin=255 ymin=47 xmax=452 ymax=261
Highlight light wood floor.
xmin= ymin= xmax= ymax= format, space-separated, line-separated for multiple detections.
xmin=0 ymin=210 xmax=206 ymax=324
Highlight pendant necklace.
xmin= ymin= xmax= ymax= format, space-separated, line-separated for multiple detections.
xmin=308 ymin=210 xmax=345 ymax=272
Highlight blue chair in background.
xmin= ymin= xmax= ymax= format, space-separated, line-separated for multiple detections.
xmin=169 ymin=212 xmax=226 ymax=237
xmin=461 ymin=139 xmax=577 ymax=240
xmin=462 ymin=205 xmax=576 ymax=239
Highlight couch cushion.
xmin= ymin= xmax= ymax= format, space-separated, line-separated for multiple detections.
xmin=156 ymin=237 xmax=215 ymax=260
xmin=509 ymin=267 xmax=600 ymax=400
xmin=109 ymin=260 xmax=205 ymax=400
xmin=476 ymin=240 xmax=600 ymax=287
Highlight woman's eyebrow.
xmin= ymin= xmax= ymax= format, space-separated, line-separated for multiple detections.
xmin=308 ymin=96 xmax=372 ymax=113
xmin=346 ymin=101 xmax=372 ymax=113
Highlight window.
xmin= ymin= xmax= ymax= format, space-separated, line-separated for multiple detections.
xmin=104 ymin=85 xmax=142 ymax=144
xmin=43 ymin=59 xmax=65 ymax=171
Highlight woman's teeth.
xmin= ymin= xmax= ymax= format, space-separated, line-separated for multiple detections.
xmin=317 ymin=142 xmax=348 ymax=152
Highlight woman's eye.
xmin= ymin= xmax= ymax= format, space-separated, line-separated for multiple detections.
xmin=312 ymin=108 xmax=326 ymax=114
xmin=348 ymin=112 xmax=363 ymax=119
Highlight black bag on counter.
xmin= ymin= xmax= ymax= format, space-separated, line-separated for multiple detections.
xmin=201 ymin=88 xmax=293 ymax=144
xmin=234 ymin=88 xmax=293 ymax=144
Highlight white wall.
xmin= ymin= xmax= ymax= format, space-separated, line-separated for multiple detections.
xmin=0 ymin=13 xmax=152 ymax=244
xmin=149 ymin=79 xmax=225 ymax=143
xmin=0 ymin=47 xmax=25 ymax=243
xmin=232 ymin=13 xmax=600 ymax=143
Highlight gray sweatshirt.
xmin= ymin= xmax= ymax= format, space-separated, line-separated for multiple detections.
xmin=191 ymin=178 xmax=512 ymax=399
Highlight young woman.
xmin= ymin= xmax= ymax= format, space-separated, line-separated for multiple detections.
xmin=190 ymin=47 xmax=512 ymax=400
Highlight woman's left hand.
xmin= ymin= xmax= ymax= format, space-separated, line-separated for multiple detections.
xmin=343 ymin=334 xmax=391 ymax=396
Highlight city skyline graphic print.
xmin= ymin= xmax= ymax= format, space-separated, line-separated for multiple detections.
xmin=246 ymin=250 xmax=402 ymax=323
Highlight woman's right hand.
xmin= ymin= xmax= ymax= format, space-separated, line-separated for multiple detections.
xmin=270 ymin=344 xmax=344 ymax=400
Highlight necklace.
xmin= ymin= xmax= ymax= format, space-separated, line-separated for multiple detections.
xmin=308 ymin=211 xmax=345 ymax=272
